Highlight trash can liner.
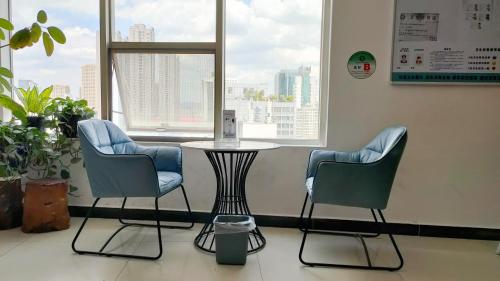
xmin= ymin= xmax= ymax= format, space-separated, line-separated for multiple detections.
xmin=214 ymin=215 xmax=256 ymax=234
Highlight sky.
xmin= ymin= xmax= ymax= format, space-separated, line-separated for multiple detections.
xmin=11 ymin=0 xmax=323 ymax=97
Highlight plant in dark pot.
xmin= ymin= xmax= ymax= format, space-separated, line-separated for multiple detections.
xmin=48 ymin=97 xmax=95 ymax=138
xmin=0 ymin=86 xmax=53 ymax=130
xmin=0 ymin=123 xmax=32 ymax=229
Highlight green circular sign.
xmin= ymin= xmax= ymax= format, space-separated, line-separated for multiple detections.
xmin=347 ymin=51 xmax=376 ymax=79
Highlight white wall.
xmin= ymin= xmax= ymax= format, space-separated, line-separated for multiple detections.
xmin=70 ymin=0 xmax=500 ymax=229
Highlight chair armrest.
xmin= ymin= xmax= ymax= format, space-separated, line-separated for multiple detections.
xmin=135 ymin=145 xmax=182 ymax=174
xmin=311 ymin=160 xmax=397 ymax=209
xmin=306 ymin=149 xmax=360 ymax=178
xmin=84 ymin=153 xmax=161 ymax=197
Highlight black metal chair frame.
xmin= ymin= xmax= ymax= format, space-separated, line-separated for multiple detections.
xmin=298 ymin=193 xmax=404 ymax=271
xmin=71 ymin=184 xmax=194 ymax=260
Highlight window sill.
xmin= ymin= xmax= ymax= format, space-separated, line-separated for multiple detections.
xmin=132 ymin=136 xmax=326 ymax=148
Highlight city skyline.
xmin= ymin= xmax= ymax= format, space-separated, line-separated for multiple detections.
xmin=11 ymin=0 xmax=323 ymax=139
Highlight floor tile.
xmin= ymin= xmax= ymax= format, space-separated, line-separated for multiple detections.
xmin=117 ymin=241 xmax=262 ymax=281
xmin=0 ymin=241 xmax=128 ymax=281
xmin=1 ymin=218 xmax=498 ymax=281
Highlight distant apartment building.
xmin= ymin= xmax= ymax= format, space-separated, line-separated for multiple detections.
xmin=51 ymin=84 xmax=70 ymax=98
xmin=295 ymin=104 xmax=319 ymax=139
xmin=274 ymin=66 xmax=312 ymax=106
xmin=80 ymin=64 xmax=100 ymax=117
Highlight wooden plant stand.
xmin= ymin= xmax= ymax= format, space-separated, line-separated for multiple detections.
xmin=22 ymin=179 xmax=70 ymax=233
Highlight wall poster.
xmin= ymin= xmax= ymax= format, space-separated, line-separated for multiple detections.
xmin=392 ymin=0 xmax=500 ymax=83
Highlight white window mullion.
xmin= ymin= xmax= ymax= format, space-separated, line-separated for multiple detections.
xmin=100 ymin=0 xmax=112 ymax=120
xmin=110 ymin=42 xmax=216 ymax=54
xmin=214 ymin=0 xmax=226 ymax=140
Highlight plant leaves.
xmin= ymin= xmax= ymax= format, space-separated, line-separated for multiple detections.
xmin=42 ymin=32 xmax=54 ymax=56
xmin=0 ymin=18 xmax=14 ymax=31
xmin=0 ymin=67 xmax=13 ymax=78
xmin=30 ymin=23 xmax=42 ymax=43
xmin=0 ymin=94 xmax=27 ymax=124
xmin=0 ymin=77 xmax=12 ymax=92
xmin=0 ymin=29 xmax=4 ymax=41
xmin=47 ymin=26 xmax=66 ymax=44
xmin=37 ymin=10 xmax=47 ymax=24
xmin=9 ymin=28 xmax=32 ymax=50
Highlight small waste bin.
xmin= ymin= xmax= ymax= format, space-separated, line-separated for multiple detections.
xmin=214 ymin=215 xmax=256 ymax=265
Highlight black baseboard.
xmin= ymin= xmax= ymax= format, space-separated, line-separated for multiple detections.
xmin=68 ymin=206 xmax=500 ymax=241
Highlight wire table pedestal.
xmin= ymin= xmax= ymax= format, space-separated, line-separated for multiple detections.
xmin=194 ymin=150 xmax=265 ymax=253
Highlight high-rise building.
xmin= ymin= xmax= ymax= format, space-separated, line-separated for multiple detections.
xmin=80 ymin=64 xmax=100 ymax=117
xmin=51 ymin=84 xmax=70 ymax=98
xmin=178 ymin=55 xmax=214 ymax=123
xmin=274 ymin=66 xmax=311 ymax=106
xmin=158 ymin=54 xmax=179 ymax=124
xmin=269 ymin=101 xmax=295 ymax=137
xmin=124 ymin=24 xmax=156 ymax=128
xmin=295 ymin=105 xmax=319 ymax=139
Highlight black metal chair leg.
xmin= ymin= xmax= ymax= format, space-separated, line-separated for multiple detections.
xmin=71 ymin=197 xmax=163 ymax=260
xmin=298 ymin=202 xmax=404 ymax=271
xmin=118 ymin=185 xmax=195 ymax=229
xmin=298 ymin=194 xmax=380 ymax=238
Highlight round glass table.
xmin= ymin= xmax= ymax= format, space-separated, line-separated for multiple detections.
xmin=181 ymin=141 xmax=280 ymax=253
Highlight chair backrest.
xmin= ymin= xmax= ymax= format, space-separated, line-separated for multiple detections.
xmin=312 ymin=126 xmax=407 ymax=209
xmin=77 ymin=119 xmax=137 ymax=154
xmin=78 ymin=119 xmax=160 ymax=198
xmin=359 ymin=126 xmax=407 ymax=163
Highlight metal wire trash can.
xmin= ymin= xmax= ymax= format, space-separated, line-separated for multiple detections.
xmin=214 ymin=215 xmax=256 ymax=265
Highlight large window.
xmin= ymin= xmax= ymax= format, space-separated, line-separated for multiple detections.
xmin=105 ymin=0 xmax=331 ymax=144
xmin=225 ymin=0 xmax=324 ymax=140
xmin=11 ymin=0 xmax=101 ymax=118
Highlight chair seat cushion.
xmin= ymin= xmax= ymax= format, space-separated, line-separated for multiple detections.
xmin=158 ymin=172 xmax=182 ymax=196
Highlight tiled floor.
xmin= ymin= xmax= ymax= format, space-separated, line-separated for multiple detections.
xmin=0 ymin=218 xmax=499 ymax=281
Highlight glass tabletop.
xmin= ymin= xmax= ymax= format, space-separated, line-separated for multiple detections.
xmin=181 ymin=140 xmax=280 ymax=151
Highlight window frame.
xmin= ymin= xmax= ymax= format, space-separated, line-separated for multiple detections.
xmin=100 ymin=0 xmax=332 ymax=146
xmin=0 ymin=0 xmax=12 ymax=120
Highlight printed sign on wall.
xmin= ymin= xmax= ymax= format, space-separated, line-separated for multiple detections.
xmin=392 ymin=0 xmax=500 ymax=83
xmin=347 ymin=51 xmax=377 ymax=79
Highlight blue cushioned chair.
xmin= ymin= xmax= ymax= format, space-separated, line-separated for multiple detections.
xmin=71 ymin=120 xmax=194 ymax=260
xmin=299 ymin=126 xmax=407 ymax=271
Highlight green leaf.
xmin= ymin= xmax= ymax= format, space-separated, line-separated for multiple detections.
xmin=60 ymin=169 xmax=70 ymax=179
xmin=0 ymin=77 xmax=12 ymax=92
xmin=30 ymin=23 xmax=42 ymax=43
xmin=0 ymin=18 xmax=14 ymax=31
xmin=37 ymin=10 xmax=47 ymax=24
xmin=42 ymin=32 xmax=54 ymax=56
xmin=0 ymin=29 xmax=4 ymax=41
xmin=0 ymin=94 xmax=27 ymax=124
xmin=9 ymin=28 xmax=32 ymax=50
xmin=47 ymin=26 xmax=66 ymax=44
xmin=0 ymin=67 xmax=13 ymax=78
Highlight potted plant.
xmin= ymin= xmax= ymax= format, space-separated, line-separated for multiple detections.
xmin=0 ymin=123 xmax=32 ymax=229
xmin=1 ymin=86 xmax=53 ymax=129
xmin=47 ymin=97 xmax=95 ymax=138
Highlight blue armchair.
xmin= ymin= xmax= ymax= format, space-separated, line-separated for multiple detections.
xmin=71 ymin=120 xmax=194 ymax=260
xmin=299 ymin=126 xmax=407 ymax=271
